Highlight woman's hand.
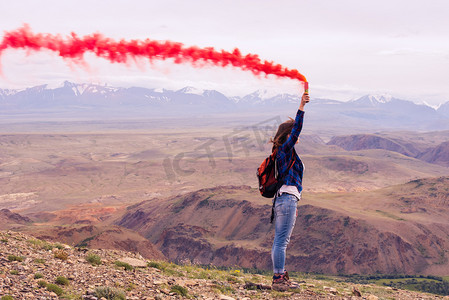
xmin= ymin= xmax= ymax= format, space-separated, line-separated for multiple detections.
xmin=299 ymin=93 xmax=310 ymax=111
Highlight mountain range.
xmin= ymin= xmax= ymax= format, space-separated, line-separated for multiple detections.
xmin=327 ymin=134 xmax=449 ymax=167
xmin=115 ymin=178 xmax=449 ymax=275
xmin=1 ymin=81 xmax=449 ymax=131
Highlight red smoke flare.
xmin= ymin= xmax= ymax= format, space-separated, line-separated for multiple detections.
xmin=0 ymin=25 xmax=307 ymax=84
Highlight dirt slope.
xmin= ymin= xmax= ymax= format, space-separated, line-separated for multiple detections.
xmin=117 ymin=180 xmax=449 ymax=275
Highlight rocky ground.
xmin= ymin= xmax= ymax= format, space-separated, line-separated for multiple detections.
xmin=1 ymin=230 xmax=448 ymax=300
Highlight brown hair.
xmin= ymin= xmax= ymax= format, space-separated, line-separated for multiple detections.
xmin=271 ymin=117 xmax=294 ymax=152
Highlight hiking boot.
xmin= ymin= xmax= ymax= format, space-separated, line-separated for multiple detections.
xmin=272 ymin=273 xmax=290 ymax=291
xmin=271 ymin=271 xmax=300 ymax=292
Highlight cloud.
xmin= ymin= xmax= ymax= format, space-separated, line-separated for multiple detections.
xmin=377 ymin=48 xmax=445 ymax=57
xmin=1 ymin=0 xmax=449 ymax=105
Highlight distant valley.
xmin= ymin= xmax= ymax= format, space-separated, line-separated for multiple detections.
xmin=1 ymin=83 xmax=449 ymax=276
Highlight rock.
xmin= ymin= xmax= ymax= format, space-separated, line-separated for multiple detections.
xmin=352 ymin=286 xmax=362 ymax=297
xmin=219 ymin=295 xmax=235 ymax=300
xmin=367 ymin=295 xmax=379 ymax=300
xmin=243 ymin=282 xmax=271 ymax=290
xmin=119 ymin=257 xmax=147 ymax=267
xmin=183 ymin=279 xmax=199 ymax=286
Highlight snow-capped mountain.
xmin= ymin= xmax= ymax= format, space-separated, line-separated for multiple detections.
xmin=236 ymin=89 xmax=300 ymax=106
xmin=350 ymin=93 xmax=444 ymax=112
xmin=352 ymin=94 xmax=393 ymax=106
xmin=61 ymin=81 xmax=123 ymax=97
xmin=1 ymin=81 xmax=449 ymax=131
xmin=0 ymin=88 xmax=19 ymax=99
xmin=176 ymin=86 xmax=204 ymax=96
xmin=422 ymin=101 xmax=442 ymax=111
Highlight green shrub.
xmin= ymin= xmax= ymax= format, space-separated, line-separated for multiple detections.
xmin=94 ymin=286 xmax=126 ymax=300
xmin=26 ymin=239 xmax=42 ymax=246
xmin=86 ymin=253 xmax=102 ymax=266
xmin=198 ymin=270 xmax=211 ymax=279
xmin=54 ymin=243 xmax=65 ymax=249
xmin=75 ymin=236 xmax=95 ymax=248
xmin=46 ymin=283 xmax=64 ymax=296
xmin=27 ymin=239 xmax=53 ymax=250
xmin=0 ymin=238 xmax=8 ymax=243
xmin=1 ymin=295 xmax=14 ymax=300
xmin=213 ymin=283 xmax=235 ymax=295
xmin=114 ymin=260 xmax=133 ymax=271
xmin=163 ymin=267 xmax=184 ymax=277
xmin=7 ymin=255 xmax=24 ymax=262
xmin=34 ymin=273 xmax=44 ymax=279
xmin=147 ymin=261 xmax=163 ymax=269
xmin=41 ymin=242 xmax=54 ymax=251
xmin=55 ymin=276 xmax=70 ymax=285
xmin=170 ymin=285 xmax=188 ymax=297
xmin=34 ymin=258 xmax=46 ymax=264
xmin=10 ymin=270 xmax=19 ymax=275
xmin=38 ymin=280 xmax=47 ymax=287
xmin=226 ymin=275 xmax=241 ymax=283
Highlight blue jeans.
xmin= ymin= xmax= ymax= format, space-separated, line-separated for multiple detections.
xmin=271 ymin=193 xmax=298 ymax=274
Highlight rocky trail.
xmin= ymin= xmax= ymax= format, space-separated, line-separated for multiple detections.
xmin=1 ymin=231 xmax=447 ymax=300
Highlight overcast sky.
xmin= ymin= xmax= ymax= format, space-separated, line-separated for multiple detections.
xmin=1 ymin=0 xmax=448 ymax=105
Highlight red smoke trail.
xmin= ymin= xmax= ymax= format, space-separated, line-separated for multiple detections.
xmin=0 ymin=25 xmax=307 ymax=85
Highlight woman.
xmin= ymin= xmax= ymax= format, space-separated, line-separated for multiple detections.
xmin=271 ymin=92 xmax=309 ymax=291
